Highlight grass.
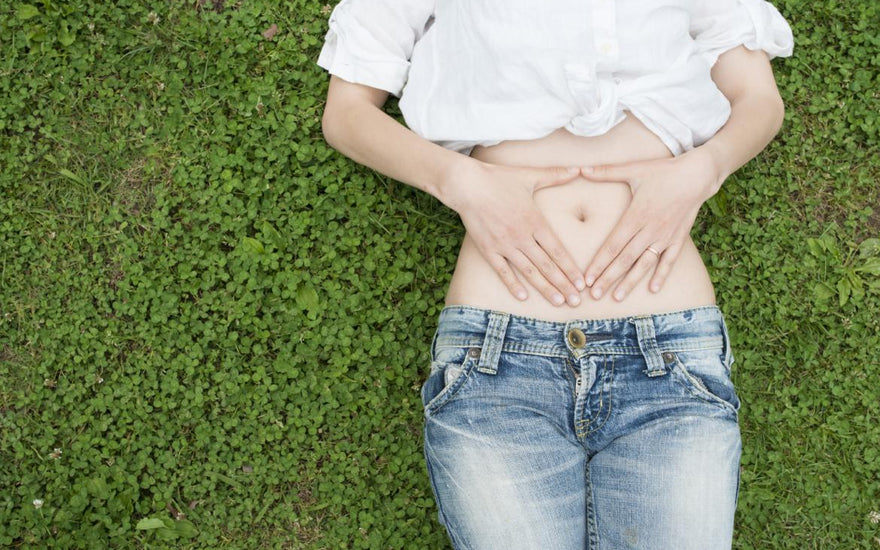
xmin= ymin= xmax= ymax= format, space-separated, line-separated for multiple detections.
xmin=1 ymin=0 xmax=879 ymax=548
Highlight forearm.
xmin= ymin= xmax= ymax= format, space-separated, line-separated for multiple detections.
xmin=683 ymin=47 xmax=787 ymax=200
xmin=689 ymin=92 xmax=785 ymax=197
xmin=321 ymin=96 xmax=476 ymax=210
xmin=321 ymin=81 xmax=588 ymax=304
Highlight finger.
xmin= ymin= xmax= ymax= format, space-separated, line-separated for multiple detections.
xmin=533 ymin=225 xmax=587 ymax=291
xmin=646 ymin=214 xmax=696 ymax=292
xmin=611 ymin=248 xmax=661 ymax=301
xmin=485 ymin=252 xmax=529 ymax=301
xmin=532 ymin=166 xmax=582 ymax=192
xmin=589 ymin=232 xmax=655 ymax=300
xmin=648 ymin=241 xmax=683 ymax=293
xmin=507 ymin=249 xmax=568 ymax=307
xmin=584 ymin=214 xmax=643 ymax=288
xmin=520 ymin=239 xmax=582 ymax=306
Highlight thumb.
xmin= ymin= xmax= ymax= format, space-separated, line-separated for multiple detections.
xmin=532 ymin=165 xmax=581 ymax=192
xmin=580 ymin=163 xmax=631 ymax=184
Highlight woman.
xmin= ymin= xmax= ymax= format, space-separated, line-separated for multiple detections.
xmin=317 ymin=1 xmax=793 ymax=548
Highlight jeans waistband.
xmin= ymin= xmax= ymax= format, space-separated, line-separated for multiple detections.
xmin=432 ymin=305 xmax=732 ymax=376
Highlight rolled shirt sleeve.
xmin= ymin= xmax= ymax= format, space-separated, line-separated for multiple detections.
xmin=317 ymin=0 xmax=436 ymax=97
xmin=691 ymin=0 xmax=794 ymax=68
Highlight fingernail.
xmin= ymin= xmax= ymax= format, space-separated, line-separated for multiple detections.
xmin=568 ymin=294 xmax=581 ymax=306
xmin=552 ymin=293 xmax=565 ymax=305
xmin=567 ymin=166 xmax=579 ymax=174
xmin=650 ymin=283 xmax=660 ymax=293
xmin=574 ymin=278 xmax=586 ymax=291
xmin=613 ymin=289 xmax=625 ymax=301
xmin=516 ymin=290 xmax=528 ymax=300
xmin=581 ymin=166 xmax=593 ymax=173
xmin=585 ymin=275 xmax=595 ymax=287
xmin=591 ymin=287 xmax=603 ymax=300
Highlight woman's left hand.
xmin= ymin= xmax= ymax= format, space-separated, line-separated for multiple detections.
xmin=578 ymin=150 xmax=723 ymax=301
xmin=577 ymin=46 xmax=787 ymax=302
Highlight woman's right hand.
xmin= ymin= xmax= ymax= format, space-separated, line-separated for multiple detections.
xmin=441 ymin=160 xmax=586 ymax=307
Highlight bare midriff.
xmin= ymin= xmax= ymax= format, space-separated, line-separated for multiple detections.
xmin=444 ymin=114 xmax=716 ymax=321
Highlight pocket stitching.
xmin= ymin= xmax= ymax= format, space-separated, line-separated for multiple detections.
xmin=444 ymin=362 xmax=462 ymax=386
xmin=670 ymin=354 xmax=739 ymax=414
xmin=424 ymin=352 xmax=476 ymax=414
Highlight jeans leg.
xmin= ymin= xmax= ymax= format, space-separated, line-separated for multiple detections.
xmin=576 ymin=313 xmax=742 ymax=549
xmin=587 ymin=413 xmax=741 ymax=550
xmin=423 ymin=354 xmax=587 ymax=550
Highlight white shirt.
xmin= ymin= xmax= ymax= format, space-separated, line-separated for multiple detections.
xmin=317 ymin=0 xmax=794 ymax=157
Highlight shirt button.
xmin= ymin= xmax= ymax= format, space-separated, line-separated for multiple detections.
xmin=600 ymin=42 xmax=614 ymax=55
xmin=568 ymin=328 xmax=587 ymax=349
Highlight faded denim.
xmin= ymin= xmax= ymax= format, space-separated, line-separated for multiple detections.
xmin=420 ymin=305 xmax=742 ymax=550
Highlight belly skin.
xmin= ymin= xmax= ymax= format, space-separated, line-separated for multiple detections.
xmin=444 ymin=117 xmax=716 ymax=321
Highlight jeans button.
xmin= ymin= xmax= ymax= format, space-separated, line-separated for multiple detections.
xmin=468 ymin=347 xmax=481 ymax=359
xmin=568 ymin=328 xmax=587 ymax=349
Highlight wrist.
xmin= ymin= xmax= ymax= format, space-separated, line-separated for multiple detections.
xmin=683 ymin=143 xmax=729 ymax=200
xmin=435 ymin=154 xmax=484 ymax=212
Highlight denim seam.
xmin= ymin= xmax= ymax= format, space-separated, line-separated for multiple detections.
xmin=436 ymin=340 xmax=567 ymax=357
xmin=578 ymin=356 xmax=614 ymax=437
xmin=584 ymin=459 xmax=600 ymax=548
xmin=564 ymin=357 xmax=579 ymax=400
xmin=423 ymin=427 xmax=464 ymax=550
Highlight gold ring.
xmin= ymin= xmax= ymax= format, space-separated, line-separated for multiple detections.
xmin=646 ymin=246 xmax=661 ymax=257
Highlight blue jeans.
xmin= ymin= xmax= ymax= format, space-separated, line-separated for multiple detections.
xmin=420 ymin=305 xmax=741 ymax=550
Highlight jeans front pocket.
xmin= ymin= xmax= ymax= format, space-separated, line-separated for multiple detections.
xmin=420 ymin=345 xmax=479 ymax=414
xmin=668 ymin=348 xmax=741 ymax=415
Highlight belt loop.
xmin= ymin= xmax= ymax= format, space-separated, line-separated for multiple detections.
xmin=477 ymin=311 xmax=509 ymax=375
xmin=430 ymin=325 xmax=441 ymax=360
xmin=632 ymin=315 xmax=666 ymax=377
xmin=719 ymin=311 xmax=734 ymax=369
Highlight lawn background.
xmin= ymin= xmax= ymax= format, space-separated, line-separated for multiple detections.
xmin=1 ymin=0 xmax=878 ymax=548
